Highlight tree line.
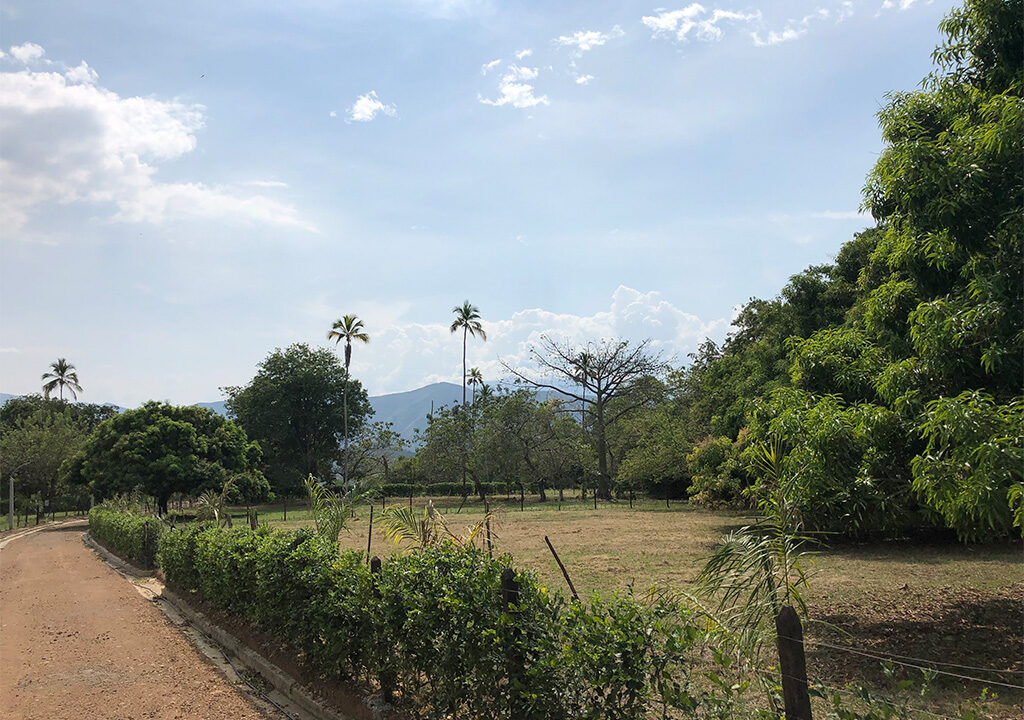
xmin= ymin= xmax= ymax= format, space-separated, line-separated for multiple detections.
xmin=3 ymin=0 xmax=1019 ymax=541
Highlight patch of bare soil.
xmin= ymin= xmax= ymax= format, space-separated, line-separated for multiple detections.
xmin=809 ymin=584 xmax=1024 ymax=716
xmin=0 ymin=523 xmax=277 ymax=720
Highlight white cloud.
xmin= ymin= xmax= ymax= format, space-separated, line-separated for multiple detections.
xmin=879 ymin=0 xmax=922 ymax=12
xmin=63 ymin=61 xmax=98 ymax=85
xmin=242 ymin=180 xmax=290 ymax=188
xmin=481 ymin=58 xmax=503 ymax=74
xmin=8 ymin=42 xmax=45 ymax=63
xmin=347 ymin=90 xmax=397 ymax=122
xmin=310 ymin=286 xmax=730 ymax=394
xmin=479 ymin=65 xmax=549 ymax=109
xmin=574 ymin=73 xmax=595 ymax=85
xmin=0 ymin=50 xmax=314 ymax=237
xmin=554 ymin=25 xmax=624 ymax=55
xmin=643 ymin=5 xmax=760 ymax=42
xmin=514 ymin=48 xmax=533 ymax=60
xmin=751 ymin=4 xmax=853 ymax=46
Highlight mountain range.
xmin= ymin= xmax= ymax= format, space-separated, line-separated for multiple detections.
xmin=1 ymin=382 xmax=567 ymax=442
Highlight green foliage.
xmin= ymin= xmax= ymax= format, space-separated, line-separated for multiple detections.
xmin=224 ymin=343 xmax=372 ymax=496
xmin=64 ymin=401 xmax=266 ymax=514
xmin=159 ymin=524 xmax=757 ymax=718
xmin=660 ymin=1 xmax=1022 ymax=541
xmin=693 ymin=443 xmax=811 ymax=672
xmin=88 ymin=506 xmax=164 ymax=568
xmin=0 ymin=394 xmax=118 ymax=433
xmin=1 ymin=406 xmax=87 ymax=509
xmin=748 ymin=389 xmax=920 ymax=537
xmin=617 ymin=410 xmax=692 ymax=498
xmin=912 ymin=392 xmax=1023 ymax=540
xmin=376 ymin=481 xmax=507 ymax=497
xmin=303 ymin=473 xmax=371 ymax=546
xmin=685 ymin=433 xmax=748 ymax=507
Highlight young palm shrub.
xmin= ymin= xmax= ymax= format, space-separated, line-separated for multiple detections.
xmin=692 ymin=442 xmax=812 ymax=663
xmin=377 ymin=500 xmax=491 ymax=551
xmin=195 ymin=479 xmax=235 ymax=528
xmin=304 ymin=474 xmax=373 ymax=548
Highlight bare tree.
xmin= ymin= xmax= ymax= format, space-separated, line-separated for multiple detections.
xmin=503 ymin=336 xmax=664 ymax=498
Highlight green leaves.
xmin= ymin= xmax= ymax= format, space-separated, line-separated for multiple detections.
xmin=912 ymin=391 xmax=1024 ymax=540
xmin=89 ymin=507 xmax=164 ymax=568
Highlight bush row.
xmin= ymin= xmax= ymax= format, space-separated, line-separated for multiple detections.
xmin=376 ymin=481 xmax=535 ymax=498
xmin=88 ymin=507 xmax=164 ymax=568
xmin=158 ymin=524 xmax=739 ymax=719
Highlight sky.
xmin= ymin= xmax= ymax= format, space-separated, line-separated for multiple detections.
xmin=1 ymin=0 xmax=955 ymax=407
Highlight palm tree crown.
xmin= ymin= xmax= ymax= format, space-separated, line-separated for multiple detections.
xmin=327 ymin=314 xmax=370 ymax=371
xmin=41 ymin=358 xmax=82 ymax=401
xmin=450 ymin=301 xmax=487 ymax=405
xmin=467 ymin=367 xmax=483 ymax=403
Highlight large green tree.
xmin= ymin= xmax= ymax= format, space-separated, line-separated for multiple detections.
xmin=746 ymin=0 xmax=1023 ymax=540
xmin=1 ymin=407 xmax=88 ymax=518
xmin=64 ymin=402 xmax=267 ymax=514
xmin=224 ymin=343 xmax=372 ymax=495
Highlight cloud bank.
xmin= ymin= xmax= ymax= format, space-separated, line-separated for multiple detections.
xmin=315 ymin=286 xmax=731 ymax=394
xmin=0 ymin=45 xmax=313 ymax=237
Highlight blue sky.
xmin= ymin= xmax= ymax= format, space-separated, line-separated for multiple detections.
xmin=1 ymin=0 xmax=953 ymax=406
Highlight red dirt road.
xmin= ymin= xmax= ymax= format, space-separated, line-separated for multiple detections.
xmin=0 ymin=523 xmax=273 ymax=720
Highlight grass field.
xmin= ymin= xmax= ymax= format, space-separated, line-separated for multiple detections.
xmin=250 ymin=493 xmax=1023 ymax=718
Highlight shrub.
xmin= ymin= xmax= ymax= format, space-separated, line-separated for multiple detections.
xmin=88 ymin=506 xmax=164 ymax=568
xmin=158 ymin=524 xmax=721 ymax=718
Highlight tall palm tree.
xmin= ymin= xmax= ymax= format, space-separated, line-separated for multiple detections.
xmin=449 ymin=301 xmax=487 ymax=406
xmin=467 ymin=367 xmax=483 ymax=403
xmin=327 ymin=315 xmax=370 ymax=481
xmin=41 ymin=358 xmax=82 ymax=401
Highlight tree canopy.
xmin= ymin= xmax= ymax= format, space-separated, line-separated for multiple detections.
xmin=64 ymin=401 xmax=267 ymax=514
xmin=224 ymin=343 xmax=372 ymax=494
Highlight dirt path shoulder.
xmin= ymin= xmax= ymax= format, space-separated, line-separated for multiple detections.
xmin=0 ymin=522 xmax=275 ymax=720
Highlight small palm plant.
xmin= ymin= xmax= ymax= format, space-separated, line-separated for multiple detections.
xmin=196 ymin=479 xmax=236 ymax=528
xmin=304 ymin=474 xmax=373 ymax=548
xmin=692 ymin=442 xmax=812 ymax=661
xmin=377 ymin=500 xmax=491 ymax=551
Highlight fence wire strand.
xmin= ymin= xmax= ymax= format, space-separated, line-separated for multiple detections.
xmin=778 ymin=635 xmax=1024 ymax=691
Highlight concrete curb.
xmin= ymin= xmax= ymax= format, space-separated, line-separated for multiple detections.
xmin=161 ymin=586 xmax=360 ymax=720
xmin=82 ymin=531 xmax=156 ymax=578
xmin=83 ymin=530 xmax=366 ymax=720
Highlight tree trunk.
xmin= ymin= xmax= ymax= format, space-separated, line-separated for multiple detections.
xmin=343 ymin=355 xmax=350 ymax=484
xmin=594 ymin=401 xmax=612 ymax=499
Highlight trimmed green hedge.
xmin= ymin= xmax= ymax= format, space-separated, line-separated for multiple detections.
xmin=377 ymin=481 xmax=517 ymax=498
xmin=88 ymin=507 xmax=165 ymax=568
xmin=159 ymin=525 xmax=714 ymax=718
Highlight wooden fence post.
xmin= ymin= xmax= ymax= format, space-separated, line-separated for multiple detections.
xmin=366 ymin=504 xmax=374 ymax=563
xmin=776 ymin=605 xmax=812 ymax=720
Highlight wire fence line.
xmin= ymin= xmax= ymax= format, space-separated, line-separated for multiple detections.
xmin=778 ymin=635 xmax=1024 ymax=691
xmin=771 ymin=672 xmax=970 ymax=720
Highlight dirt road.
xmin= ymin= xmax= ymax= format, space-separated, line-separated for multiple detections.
xmin=0 ymin=523 xmax=274 ymax=720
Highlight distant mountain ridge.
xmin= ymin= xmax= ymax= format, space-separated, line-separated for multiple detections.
xmin=1 ymin=382 xmax=566 ymax=443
